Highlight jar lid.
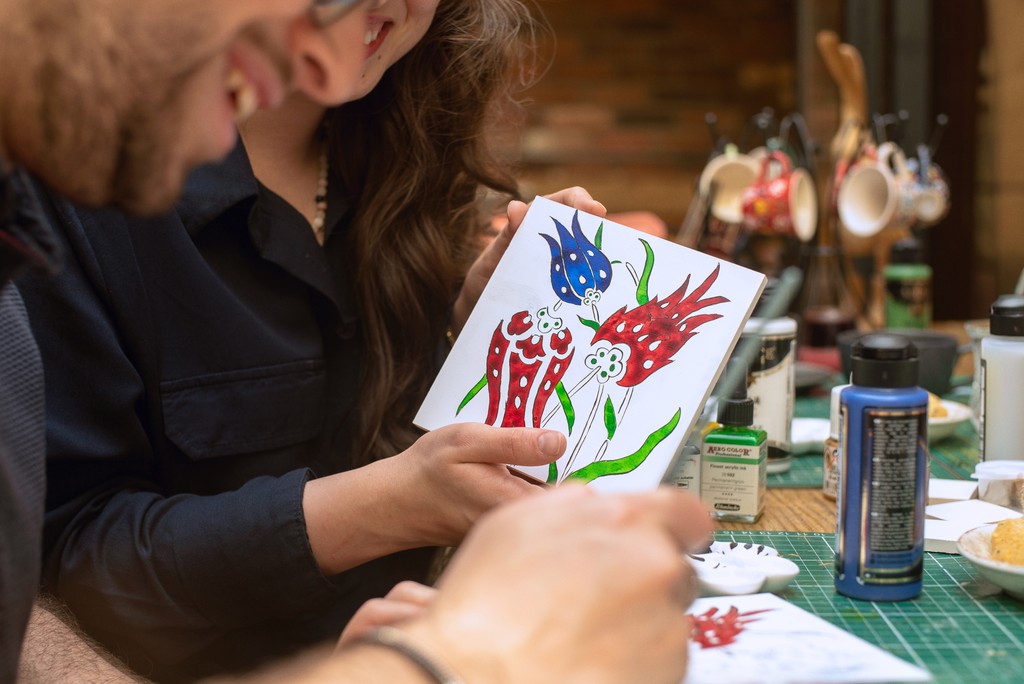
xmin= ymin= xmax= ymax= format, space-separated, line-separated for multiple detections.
xmin=972 ymin=460 xmax=1024 ymax=480
xmin=850 ymin=333 xmax=919 ymax=388
xmin=890 ymin=238 xmax=924 ymax=264
xmin=990 ymin=294 xmax=1024 ymax=336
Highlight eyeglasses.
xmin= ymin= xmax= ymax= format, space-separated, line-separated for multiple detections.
xmin=308 ymin=0 xmax=369 ymax=28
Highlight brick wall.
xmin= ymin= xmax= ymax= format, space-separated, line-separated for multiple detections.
xmin=504 ymin=0 xmax=798 ymax=230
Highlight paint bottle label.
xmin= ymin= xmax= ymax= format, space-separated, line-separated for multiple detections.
xmin=701 ymin=440 xmax=766 ymax=522
xmin=836 ymin=406 xmax=927 ymax=597
xmin=884 ymin=273 xmax=932 ymax=329
xmin=748 ymin=333 xmax=795 ymax=452
xmin=822 ymin=436 xmax=839 ymax=500
xmin=823 ymin=383 xmax=848 ymax=501
xmin=742 ymin=316 xmax=797 ymax=473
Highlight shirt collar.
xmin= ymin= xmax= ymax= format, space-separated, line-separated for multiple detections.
xmin=175 ymin=139 xmax=355 ymax=319
xmin=178 ymin=141 xmax=259 ymax=237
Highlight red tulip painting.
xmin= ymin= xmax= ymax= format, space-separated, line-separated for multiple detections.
xmin=592 ymin=265 xmax=728 ymax=388
xmin=477 ymin=309 xmax=574 ymax=429
xmin=414 ymin=197 xmax=766 ymax=493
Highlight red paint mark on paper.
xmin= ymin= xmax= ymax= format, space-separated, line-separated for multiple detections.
xmin=689 ymin=606 xmax=772 ymax=649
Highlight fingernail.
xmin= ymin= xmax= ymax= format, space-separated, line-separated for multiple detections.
xmin=538 ymin=431 xmax=565 ymax=457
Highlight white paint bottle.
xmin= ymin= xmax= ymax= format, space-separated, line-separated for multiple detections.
xmin=980 ymin=294 xmax=1024 ymax=461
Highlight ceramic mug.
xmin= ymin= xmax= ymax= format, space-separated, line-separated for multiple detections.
xmin=909 ymin=146 xmax=950 ymax=227
xmin=837 ymin=142 xmax=920 ymax=237
xmin=698 ymin=143 xmax=761 ymax=224
xmin=739 ymin=151 xmax=817 ymax=241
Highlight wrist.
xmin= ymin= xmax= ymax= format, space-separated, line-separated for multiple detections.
xmin=399 ymin=616 xmax=509 ymax=684
xmin=302 ymin=464 xmax=424 ymax=574
xmin=357 ymin=626 xmax=466 ymax=684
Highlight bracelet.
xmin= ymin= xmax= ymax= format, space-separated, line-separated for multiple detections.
xmin=361 ymin=626 xmax=466 ymax=684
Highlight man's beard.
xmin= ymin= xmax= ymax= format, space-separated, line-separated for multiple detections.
xmin=106 ymin=97 xmax=189 ymax=215
xmin=24 ymin=4 xmax=206 ymax=213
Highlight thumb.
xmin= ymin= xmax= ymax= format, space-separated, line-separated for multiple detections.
xmin=440 ymin=424 xmax=566 ymax=467
xmin=495 ymin=427 xmax=566 ymax=467
xmin=506 ymin=200 xmax=530 ymax=232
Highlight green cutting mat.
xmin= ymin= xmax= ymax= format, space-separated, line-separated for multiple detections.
xmin=713 ymin=530 xmax=1024 ymax=684
xmin=769 ymin=397 xmax=979 ymax=489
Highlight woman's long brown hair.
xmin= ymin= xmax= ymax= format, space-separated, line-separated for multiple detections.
xmin=325 ymin=0 xmax=547 ymax=464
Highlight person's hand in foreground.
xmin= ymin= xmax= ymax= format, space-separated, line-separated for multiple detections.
xmin=378 ymin=485 xmax=710 ymax=684
xmin=335 ymin=581 xmax=437 ymax=650
xmin=303 ymin=423 xmax=564 ymax=575
xmin=452 ymin=187 xmax=607 ymax=334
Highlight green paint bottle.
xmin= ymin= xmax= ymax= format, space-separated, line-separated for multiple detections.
xmin=700 ymin=362 xmax=767 ymax=522
xmin=884 ymin=238 xmax=932 ymax=329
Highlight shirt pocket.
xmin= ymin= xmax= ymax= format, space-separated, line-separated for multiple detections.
xmin=160 ymin=360 xmax=327 ymax=460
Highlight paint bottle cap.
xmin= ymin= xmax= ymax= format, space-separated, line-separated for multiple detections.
xmin=890 ymin=237 xmax=924 ymax=264
xmin=990 ymin=294 xmax=1024 ymax=336
xmin=717 ymin=359 xmax=754 ymax=426
xmin=850 ymin=333 xmax=919 ymax=388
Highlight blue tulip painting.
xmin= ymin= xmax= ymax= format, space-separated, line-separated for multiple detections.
xmin=541 ymin=211 xmax=613 ymax=310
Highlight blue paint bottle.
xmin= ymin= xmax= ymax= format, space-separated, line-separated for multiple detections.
xmin=835 ymin=333 xmax=928 ymax=601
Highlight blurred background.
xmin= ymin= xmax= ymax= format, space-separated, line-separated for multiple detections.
xmin=492 ymin=0 xmax=1021 ymax=322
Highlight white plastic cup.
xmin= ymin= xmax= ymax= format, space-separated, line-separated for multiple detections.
xmin=971 ymin=460 xmax=1024 ymax=510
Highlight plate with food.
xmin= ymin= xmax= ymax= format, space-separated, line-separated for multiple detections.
xmin=927 ymin=394 xmax=972 ymax=443
xmin=957 ymin=518 xmax=1024 ymax=601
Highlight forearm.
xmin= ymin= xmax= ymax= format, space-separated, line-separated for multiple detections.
xmin=303 ymin=457 xmax=431 ymax=576
xmin=17 ymin=595 xmax=145 ymax=684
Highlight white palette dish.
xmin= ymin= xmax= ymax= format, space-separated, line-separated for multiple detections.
xmin=928 ymin=399 xmax=972 ymax=443
xmin=689 ymin=541 xmax=800 ymax=597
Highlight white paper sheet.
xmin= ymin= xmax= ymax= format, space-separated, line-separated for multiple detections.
xmin=684 ymin=593 xmax=932 ymax=683
xmin=925 ymin=499 xmax=1022 ymax=526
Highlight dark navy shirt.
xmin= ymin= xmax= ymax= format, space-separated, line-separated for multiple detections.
xmin=16 ymin=144 xmax=434 ymax=682
xmin=0 ymin=165 xmax=60 ymax=683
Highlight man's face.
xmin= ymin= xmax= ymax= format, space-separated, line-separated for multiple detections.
xmin=3 ymin=0 xmax=353 ymax=213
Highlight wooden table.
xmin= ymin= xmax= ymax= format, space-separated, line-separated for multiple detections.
xmin=717 ymin=488 xmax=836 ymax=533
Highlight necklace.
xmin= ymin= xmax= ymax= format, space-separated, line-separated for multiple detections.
xmin=312 ymin=142 xmax=329 ymax=244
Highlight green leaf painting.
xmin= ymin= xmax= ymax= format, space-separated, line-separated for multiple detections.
xmin=555 ymin=381 xmax=575 ymax=434
xmin=566 ymin=408 xmax=681 ymax=484
xmin=603 ymin=395 xmax=617 ymax=440
xmin=577 ymin=315 xmax=601 ymax=333
xmin=457 ymin=374 xmax=488 ymax=415
xmin=636 ymin=238 xmax=655 ymax=305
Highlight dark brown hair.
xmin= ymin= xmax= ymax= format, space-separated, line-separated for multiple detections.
xmin=325 ymin=0 xmax=547 ymax=464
